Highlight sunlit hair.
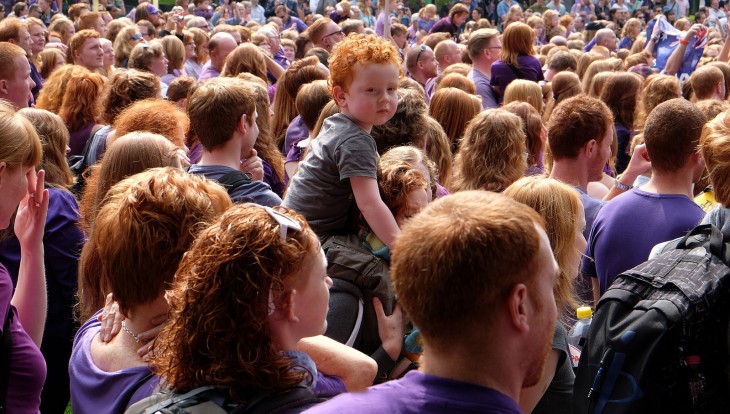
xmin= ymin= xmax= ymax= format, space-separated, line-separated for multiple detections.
xmin=644 ymin=98 xmax=705 ymax=174
xmin=113 ymin=26 xmax=142 ymax=67
xmin=503 ymin=79 xmax=544 ymax=114
xmin=36 ymin=65 xmax=90 ymax=114
xmin=504 ymin=176 xmax=581 ymax=312
xmin=68 ymin=3 xmax=89 ymax=22
xmin=305 ymin=16 xmax=334 ymax=45
xmin=543 ymin=71 xmax=582 ymax=122
xmin=691 ymin=65 xmax=725 ymax=101
xmin=48 ymin=18 xmax=74 ymax=44
xmin=18 ymin=108 xmax=74 ymax=189
xmin=548 ymin=95 xmax=612 ymax=160
xmin=500 ymin=23 xmax=535 ymax=68
xmin=134 ymin=2 xmax=154 ymax=23
xmin=581 ymin=60 xmax=613 ymax=92
xmin=271 ymin=56 xmax=328 ymax=144
xmin=0 ymin=18 xmax=26 ymax=42
xmin=37 ymin=48 xmax=65 ymax=79
xmin=77 ymin=134 xmax=185 ymax=320
xmin=238 ymin=77 xmax=285 ymax=186
xmin=168 ymin=76 xmax=197 ymax=104
xmin=160 ymin=35 xmax=185 ymax=73
xmin=83 ymin=167 xmax=230 ymax=317
xmin=78 ymin=11 xmax=102 ymax=32
xmin=371 ymin=87 xmax=429 ymax=153
xmin=98 ymin=69 xmax=161 ymax=125
xmin=376 ymin=157 xmax=429 ymax=224
xmin=701 ymin=110 xmax=730 ymax=207
xmin=381 ymin=145 xmax=438 ymax=198
xmin=111 ymin=98 xmax=188 ymax=148
xmin=542 ymin=9 xmax=559 ymax=30
xmin=58 ymin=72 xmax=104 ymax=133
xmin=624 ymin=50 xmax=651 ymax=70
xmin=630 ymin=36 xmax=646 ymax=54
xmin=451 ymin=109 xmax=526 ymax=193
xmin=188 ymin=27 xmax=209 ymax=65
xmin=0 ymin=101 xmax=42 ymax=169
xmin=391 ymin=191 xmax=545 ymax=347
xmin=706 ymin=61 xmax=730 ymax=100
xmin=153 ymin=204 xmax=319 ymax=402
xmin=428 ymin=87 xmax=481 ymax=152
xmin=696 ymin=100 xmax=730 ymax=122
xmin=620 ymin=18 xmax=642 ymax=40
xmin=599 ymin=71 xmax=642 ymax=130
xmin=296 ymin=79 xmax=331 ymax=132
xmin=105 ymin=18 xmax=134 ymax=44
xmin=503 ymin=101 xmax=544 ymax=167
xmin=128 ymin=40 xmax=164 ymax=72
xmin=66 ymin=29 xmax=100 ymax=65
xmin=221 ymin=43 xmax=267 ymax=83
xmin=435 ymin=73 xmax=475 ymax=94
xmin=423 ymin=115 xmax=452 ymax=188
xmin=328 ymin=33 xmax=402 ymax=95
xmin=188 ymin=77 xmax=256 ymax=151
xmin=0 ymin=42 xmax=26 ymax=81
xmin=585 ymin=71 xmax=613 ymax=99
xmin=575 ymin=51 xmax=604 ymax=80
xmin=634 ymin=74 xmax=679 ymax=132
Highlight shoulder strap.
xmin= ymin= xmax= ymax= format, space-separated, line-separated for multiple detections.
xmin=216 ymin=171 xmax=252 ymax=196
xmin=237 ymin=386 xmax=327 ymax=414
xmin=0 ymin=310 xmax=12 ymax=414
xmin=330 ymin=279 xmax=365 ymax=348
xmin=141 ymin=386 xmax=220 ymax=414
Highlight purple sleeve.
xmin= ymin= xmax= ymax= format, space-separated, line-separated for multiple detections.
xmin=314 ymin=372 xmax=346 ymax=396
xmin=286 ymin=139 xmax=307 ymax=164
xmin=296 ymin=18 xmax=308 ymax=32
xmin=375 ymin=12 xmax=385 ymax=36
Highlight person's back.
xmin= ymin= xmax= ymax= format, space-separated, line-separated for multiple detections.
xmin=583 ymin=98 xmax=707 ymax=297
xmin=304 ymin=191 xmax=559 ymax=414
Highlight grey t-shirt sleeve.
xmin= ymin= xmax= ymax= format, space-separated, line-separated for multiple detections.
xmin=334 ymin=134 xmax=379 ymax=181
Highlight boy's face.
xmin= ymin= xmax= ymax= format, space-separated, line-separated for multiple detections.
xmin=334 ymin=63 xmax=399 ymax=133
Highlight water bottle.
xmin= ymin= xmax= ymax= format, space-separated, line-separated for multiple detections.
xmin=568 ymin=306 xmax=593 ymax=369
xmin=686 ymin=355 xmax=706 ymax=408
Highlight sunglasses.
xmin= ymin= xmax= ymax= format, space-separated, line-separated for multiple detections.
xmin=322 ymin=29 xmax=344 ymax=40
xmin=131 ymin=33 xmax=143 ymax=40
xmin=416 ymin=44 xmax=426 ymax=62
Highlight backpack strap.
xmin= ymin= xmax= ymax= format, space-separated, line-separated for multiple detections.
xmin=120 ymin=371 xmax=156 ymax=411
xmin=216 ymin=171 xmax=252 ymax=196
xmin=236 ymin=386 xmax=327 ymax=414
xmin=0 ymin=310 xmax=13 ymax=414
xmin=141 ymin=386 xmax=221 ymax=414
xmin=330 ymin=279 xmax=365 ymax=347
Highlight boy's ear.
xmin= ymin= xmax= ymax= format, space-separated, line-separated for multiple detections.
xmin=332 ymin=85 xmax=348 ymax=108
xmin=237 ymin=113 xmax=248 ymax=134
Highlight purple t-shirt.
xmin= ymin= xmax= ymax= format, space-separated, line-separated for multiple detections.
xmin=69 ymin=316 xmax=159 ymax=414
xmin=302 ymin=370 xmax=523 ymax=413
xmin=69 ymin=121 xmax=97 ymax=157
xmin=490 ymin=55 xmax=544 ymax=103
xmin=0 ymin=262 xmax=46 ymax=414
xmin=582 ymin=188 xmax=705 ymax=295
xmin=468 ymin=68 xmax=498 ymax=109
xmin=197 ymin=62 xmax=220 ymax=82
xmin=284 ymin=115 xmax=310 ymax=156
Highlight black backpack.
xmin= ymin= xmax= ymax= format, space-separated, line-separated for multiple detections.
xmin=125 ymin=385 xmax=326 ymax=414
xmin=573 ymin=224 xmax=730 ymax=414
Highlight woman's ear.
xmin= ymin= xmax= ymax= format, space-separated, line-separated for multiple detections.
xmin=275 ymin=289 xmax=299 ymax=323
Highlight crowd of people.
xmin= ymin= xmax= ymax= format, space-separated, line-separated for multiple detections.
xmin=4 ymin=0 xmax=730 ymax=412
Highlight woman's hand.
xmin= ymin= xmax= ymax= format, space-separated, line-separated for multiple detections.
xmin=14 ymin=169 xmax=48 ymax=250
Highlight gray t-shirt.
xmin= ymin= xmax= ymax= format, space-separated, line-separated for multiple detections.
xmin=283 ymin=113 xmax=379 ymax=237
xmin=188 ymin=164 xmax=281 ymax=207
xmin=533 ymin=323 xmax=574 ymax=414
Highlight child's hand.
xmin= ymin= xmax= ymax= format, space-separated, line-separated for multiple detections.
xmin=374 ymin=297 xmax=405 ymax=361
xmin=240 ymin=149 xmax=264 ymax=181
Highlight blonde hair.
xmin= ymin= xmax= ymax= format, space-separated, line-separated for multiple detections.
xmin=701 ymin=110 xmax=730 ymax=207
xmin=18 ymin=108 xmax=75 ymax=189
xmin=586 ymin=71 xmax=614 ymax=98
xmin=450 ymin=109 xmax=526 ymax=193
xmin=581 ymin=60 xmax=613 ymax=93
xmin=0 ymin=101 xmax=42 ymax=169
xmin=161 ymin=35 xmax=186 ymax=73
xmin=504 ymin=176 xmax=582 ymax=312
xmin=423 ymin=116 xmax=452 ymax=188
xmin=503 ymin=79 xmax=544 ymax=114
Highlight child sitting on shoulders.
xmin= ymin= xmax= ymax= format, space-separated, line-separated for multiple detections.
xmin=283 ymin=33 xmax=402 ymax=247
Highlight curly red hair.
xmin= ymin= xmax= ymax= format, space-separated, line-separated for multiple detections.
xmin=328 ymin=33 xmax=402 ymax=94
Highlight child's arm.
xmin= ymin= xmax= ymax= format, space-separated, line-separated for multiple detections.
xmin=351 ymin=176 xmax=400 ymax=248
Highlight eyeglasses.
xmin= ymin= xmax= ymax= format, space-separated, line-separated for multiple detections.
xmin=263 ymin=206 xmax=302 ymax=242
xmin=416 ymin=44 xmax=425 ymax=62
xmin=322 ymin=29 xmax=344 ymax=40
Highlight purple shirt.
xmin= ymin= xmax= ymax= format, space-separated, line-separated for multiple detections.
xmin=490 ymin=55 xmax=545 ymax=104
xmin=69 ymin=316 xmax=159 ymax=414
xmin=375 ymin=11 xmax=387 ymax=36
xmin=284 ymin=115 xmax=310 ymax=156
xmin=262 ymin=158 xmax=285 ymax=198
xmin=302 ymin=370 xmax=523 ymax=413
xmin=582 ymin=188 xmax=705 ymax=295
xmin=69 ymin=121 xmax=97 ymax=157
xmin=197 ymin=62 xmax=220 ymax=82
xmin=193 ymin=7 xmax=213 ymax=20
xmin=284 ymin=15 xmax=308 ymax=32
xmin=0 ymin=262 xmax=46 ymax=414
xmin=429 ymin=16 xmax=458 ymax=38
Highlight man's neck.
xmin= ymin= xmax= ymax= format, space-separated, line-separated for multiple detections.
xmin=411 ymin=71 xmax=430 ymax=86
xmin=641 ymin=169 xmax=695 ymax=199
xmin=550 ymin=158 xmax=591 ymax=190
xmin=198 ymin=137 xmax=243 ymax=170
xmin=473 ymin=59 xmax=493 ymax=77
